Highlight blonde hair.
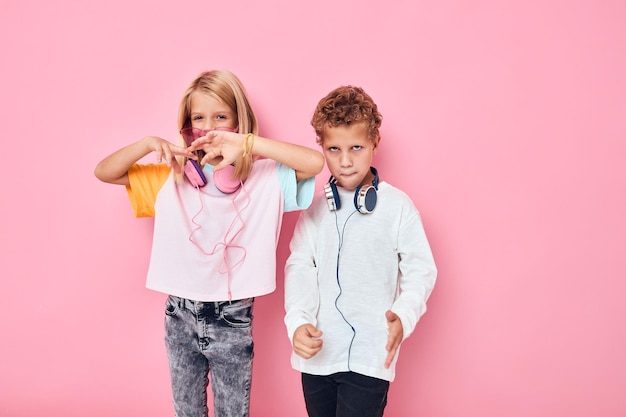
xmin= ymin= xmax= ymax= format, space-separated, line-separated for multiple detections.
xmin=175 ymin=70 xmax=258 ymax=182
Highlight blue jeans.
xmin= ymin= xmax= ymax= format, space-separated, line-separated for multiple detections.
xmin=302 ymin=372 xmax=389 ymax=417
xmin=164 ymin=296 xmax=254 ymax=417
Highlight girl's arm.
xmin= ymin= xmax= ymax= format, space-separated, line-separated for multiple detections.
xmin=251 ymin=136 xmax=324 ymax=181
xmin=189 ymin=131 xmax=324 ymax=181
xmin=94 ymin=136 xmax=194 ymax=185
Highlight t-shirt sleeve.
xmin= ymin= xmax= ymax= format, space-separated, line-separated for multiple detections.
xmin=276 ymin=163 xmax=316 ymax=212
xmin=125 ymin=163 xmax=171 ymax=218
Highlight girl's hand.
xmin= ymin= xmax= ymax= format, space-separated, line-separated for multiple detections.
xmin=145 ymin=136 xmax=195 ymax=173
xmin=187 ymin=130 xmax=244 ymax=169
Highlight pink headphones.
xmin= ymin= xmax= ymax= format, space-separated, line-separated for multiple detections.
xmin=180 ymin=126 xmax=242 ymax=193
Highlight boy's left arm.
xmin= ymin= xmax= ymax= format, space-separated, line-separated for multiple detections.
xmin=390 ymin=210 xmax=437 ymax=343
xmin=384 ymin=310 xmax=404 ymax=368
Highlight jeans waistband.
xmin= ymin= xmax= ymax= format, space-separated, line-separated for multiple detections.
xmin=171 ymin=296 xmax=250 ymax=315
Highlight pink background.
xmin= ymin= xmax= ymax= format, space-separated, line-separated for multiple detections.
xmin=1 ymin=1 xmax=625 ymax=416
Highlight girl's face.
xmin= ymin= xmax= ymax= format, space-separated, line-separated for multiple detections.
xmin=322 ymin=122 xmax=379 ymax=191
xmin=189 ymin=91 xmax=237 ymax=132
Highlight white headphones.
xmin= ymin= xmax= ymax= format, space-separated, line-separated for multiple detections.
xmin=324 ymin=167 xmax=379 ymax=214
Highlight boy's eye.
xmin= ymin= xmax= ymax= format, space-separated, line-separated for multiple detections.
xmin=352 ymin=145 xmax=363 ymax=151
xmin=328 ymin=146 xmax=339 ymax=152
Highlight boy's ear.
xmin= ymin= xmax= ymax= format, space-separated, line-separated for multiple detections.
xmin=372 ymin=135 xmax=381 ymax=153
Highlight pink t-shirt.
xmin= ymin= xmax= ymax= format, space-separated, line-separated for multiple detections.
xmin=126 ymin=160 xmax=314 ymax=301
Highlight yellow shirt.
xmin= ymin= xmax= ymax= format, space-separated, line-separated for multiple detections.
xmin=125 ymin=163 xmax=171 ymax=217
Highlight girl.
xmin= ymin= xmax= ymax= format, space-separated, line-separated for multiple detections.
xmin=94 ymin=70 xmax=324 ymax=417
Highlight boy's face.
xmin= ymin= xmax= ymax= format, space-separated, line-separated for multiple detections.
xmin=321 ymin=123 xmax=379 ymax=191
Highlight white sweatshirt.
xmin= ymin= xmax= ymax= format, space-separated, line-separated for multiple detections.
xmin=284 ymin=181 xmax=437 ymax=381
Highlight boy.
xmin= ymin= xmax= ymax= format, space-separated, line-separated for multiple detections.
xmin=284 ymin=86 xmax=437 ymax=417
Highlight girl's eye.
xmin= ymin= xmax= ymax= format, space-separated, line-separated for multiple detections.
xmin=192 ymin=115 xmax=204 ymax=121
xmin=328 ymin=146 xmax=339 ymax=152
xmin=352 ymin=145 xmax=363 ymax=151
xmin=216 ymin=115 xmax=227 ymax=120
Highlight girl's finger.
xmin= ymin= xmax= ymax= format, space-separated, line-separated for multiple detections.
xmin=191 ymin=135 xmax=210 ymax=148
xmin=201 ymin=151 xmax=215 ymax=165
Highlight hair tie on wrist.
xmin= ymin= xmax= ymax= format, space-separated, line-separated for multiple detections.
xmin=242 ymin=133 xmax=254 ymax=157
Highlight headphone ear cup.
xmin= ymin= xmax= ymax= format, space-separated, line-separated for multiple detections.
xmin=354 ymin=185 xmax=377 ymax=214
xmin=213 ymin=165 xmax=241 ymax=194
xmin=184 ymin=159 xmax=208 ymax=188
xmin=324 ymin=182 xmax=341 ymax=211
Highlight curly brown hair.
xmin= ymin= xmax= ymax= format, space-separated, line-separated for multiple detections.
xmin=311 ymin=86 xmax=382 ymax=145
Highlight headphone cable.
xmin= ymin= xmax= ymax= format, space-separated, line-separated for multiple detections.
xmin=334 ymin=208 xmax=359 ymax=371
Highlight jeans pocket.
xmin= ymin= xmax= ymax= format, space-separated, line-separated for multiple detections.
xmin=220 ymin=298 xmax=254 ymax=328
xmin=165 ymin=296 xmax=180 ymax=317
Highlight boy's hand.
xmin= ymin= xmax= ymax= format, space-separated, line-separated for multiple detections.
xmin=384 ymin=310 xmax=403 ymax=368
xmin=292 ymin=324 xmax=323 ymax=359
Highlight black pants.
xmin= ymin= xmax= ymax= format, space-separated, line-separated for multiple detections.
xmin=302 ymin=372 xmax=389 ymax=417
